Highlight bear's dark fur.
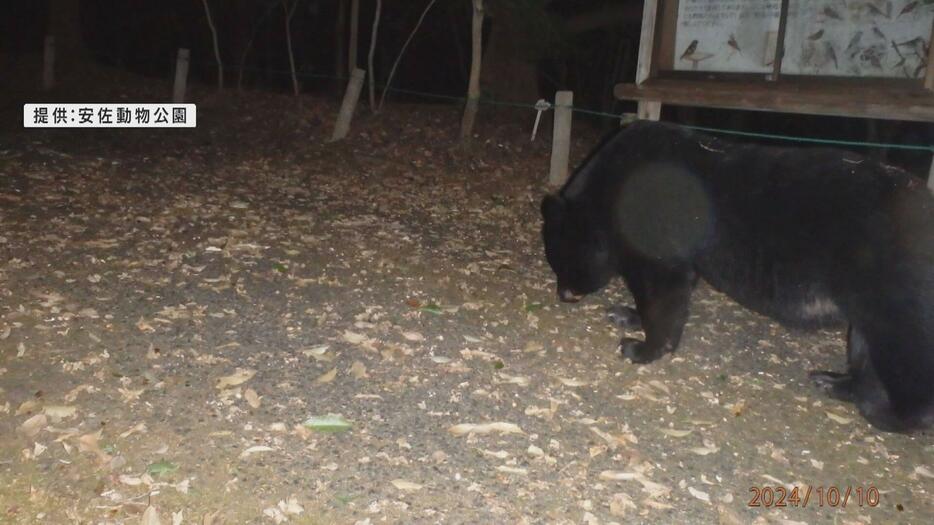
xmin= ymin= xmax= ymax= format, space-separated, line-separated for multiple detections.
xmin=541 ymin=121 xmax=934 ymax=432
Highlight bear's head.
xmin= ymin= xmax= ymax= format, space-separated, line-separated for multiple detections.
xmin=541 ymin=193 xmax=615 ymax=303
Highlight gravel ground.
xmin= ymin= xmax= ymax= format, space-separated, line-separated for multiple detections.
xmin=0 ymin=86 xmax=932 ymax=524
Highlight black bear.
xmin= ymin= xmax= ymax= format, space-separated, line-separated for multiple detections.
xmin=541 ymin=120 xmax=934 ymax=433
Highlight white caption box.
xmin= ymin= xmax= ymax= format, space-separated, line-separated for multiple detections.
xmin=24 ymin=103 xmax=197 ymax=128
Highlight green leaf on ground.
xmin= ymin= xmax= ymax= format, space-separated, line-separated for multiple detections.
xmin=147 ymin=460 xmax=178 ymax=476
xmin=420 ymin=303 xmax=444 ymax=315
xmin=303 ymin=414 xmax=353 ymax=433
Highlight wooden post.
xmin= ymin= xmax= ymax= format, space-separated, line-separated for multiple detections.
xmin=635 ymin=0 xmax=657 ymax=85
xmin=925 ymin=19 xmax=934 ymax=91
xmin=769 ymin=0 xmax=791 ymax=81
xmin=330 ymin=68 xmax=366 ymax=142
xmin=635 ymin=0 xmax=661 ymax=121
xmin=173 ymin=48 xmax=190 ymax=103
xmin=42 ymin=36 xmax=55 ymax=91
xmin=638 ymin=101 xmax=661 ymax=121
xmin=548 ymin=91 xmax=573 ymax=187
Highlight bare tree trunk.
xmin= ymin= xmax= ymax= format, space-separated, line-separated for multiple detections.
xmin=283 ymin=0 xmax=300 ymax=96
xmin=379 ymin=0 xmax=438 ymax=111
xmin=349 ymin=0 xmax=360 ymax=75
xmin=201 ymin=0 xmax=224 ymax=90
xmin=367 ymin=0 xmax=382 ymax=112
xmin=460 ymin=0 xmax=484 ymax=139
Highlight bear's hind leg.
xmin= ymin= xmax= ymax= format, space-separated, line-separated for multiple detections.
xmin=810 ymin=326 xmax=909 ymax=432
xmin=619 ymin=267 xmax=696 ymax=364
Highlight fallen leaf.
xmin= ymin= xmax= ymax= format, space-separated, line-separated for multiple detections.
xmin=727 ymin=399 xmax=746 ymax=417
xmin=215 ymin=368 xmax=256 ymax=389
xmin=342 ymin=331 xmax=367 ymax=344
xmin=315 ymin=368 xmax=338 ymax=384
xmin=78 ymin=430 xmax=112 ymax=464
xmin=401 ymin=331 xmax=425 ymax=342
xmin=447 ymin=422 xmax=523 ymax=436
xmin=609 ymin=492 xmax=636 ymax=517
xmin=391 ymin=479 xmax=423 ymax=491
xmin=349 ymin=361 xmax=368 ymax=379
xmin=659 ymin=428 xmax=692 ymax=438
xmin=689 ymin=444 xmax=720 ymax=456
xmin=147 ymin=460 xmax=179 ymax=476
xmin=825 ymin=411 xmax=852 ymax=425
xmin=688 ymin=486 xmax=711 ymax=503
xmin=15 ymin=400 xmax=41 ymax=416
xmin=303 ymin=414 xmax=353 ymax=433
xmin=301 ymin=344 xmax=330 ymax=358
xmin=277 ymin=496 xmax=304 ymax=515
xmin=119 ymin=474 xmax=144 ymax=486
xmin=498 ymin=373 xmax=529 ymax=387
xmin=141 ymin=506 xmax=162 ymax=525
xmin=18 ymin=414 xmax=48 ymax=437
xmin=240 ymin=445 xmax=275 ymax=458
xmin=244 ymin=388 xmax=261 ymax=408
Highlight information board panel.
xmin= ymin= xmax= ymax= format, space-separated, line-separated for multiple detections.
xmin=674 ymin=0 xmax=933 ymax=78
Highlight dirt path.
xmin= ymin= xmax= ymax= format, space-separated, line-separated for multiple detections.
xmin=0 ymin=94 xmax=931 ymax=524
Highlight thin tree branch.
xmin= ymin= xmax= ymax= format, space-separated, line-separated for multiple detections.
xmin=378 ymin=0 xmax=438 ymax=112
xmin=283 ymin=0 xmax=301 ymax=96
xmin=367 ymin=0 xmax=382 ymax=112
xmin=200 ymin=0 xmax=224 ymax=90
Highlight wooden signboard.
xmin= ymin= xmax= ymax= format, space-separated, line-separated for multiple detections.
xmin=615 ymin=0 xmax=934 ymax=186
xmin=672 ymin=0 xmax=934 ymax=78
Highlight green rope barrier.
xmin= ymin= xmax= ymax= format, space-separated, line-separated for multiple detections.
xmin=678 ymin=124 xmax=934 ymax=153
xmin=109 ymin=59 xmax=934 ymax=153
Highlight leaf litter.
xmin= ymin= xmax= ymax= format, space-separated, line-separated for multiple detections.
xmin=0 ymin=85 xmax=929 ymax=524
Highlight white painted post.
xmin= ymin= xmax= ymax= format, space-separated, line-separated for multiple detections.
xmin=330 ymin=68 xmax=366 ymax=142
xmin=928 ymin=156 xmax=934 ymax=193
xmin=548 ymin=90 xmax=573 ymax=187
xmin=924 ymin=19 xmax=934 ymax=91
xmin=637 ymin=101 xmax=661 ymax=121
xmin=173 ymin=48 xmax=190 ymax=103
xmin=635 ymin=0 xmax=657 ymax=86
xmin=635 ymin=0 xmax=662 ymax=121
xmin=42 ymin=36 xmax=55 ymax=91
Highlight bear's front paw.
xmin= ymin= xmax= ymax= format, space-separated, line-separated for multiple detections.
xmin=809 ymin=370 xmax=856 ymax=402
xmin=619 ymin=338 xmax=663 ymax=364
xmin=607 ymin=305 xmax=641 ymax=329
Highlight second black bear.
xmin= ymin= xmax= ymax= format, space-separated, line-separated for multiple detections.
xmin=541 ymin=121 xmax=934 ymax=433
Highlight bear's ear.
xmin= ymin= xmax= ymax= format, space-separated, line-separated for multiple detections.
xmin=541 ymin=194 xmax=566 ymax=221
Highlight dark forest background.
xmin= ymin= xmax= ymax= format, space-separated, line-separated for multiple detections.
xmin=2 ymin=0 xmax=641 ymax=112
xmin=1 ymin=0 xmax=932 ymax=172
